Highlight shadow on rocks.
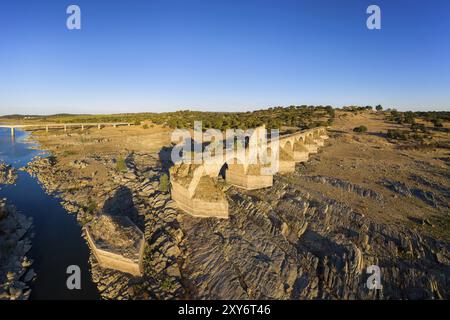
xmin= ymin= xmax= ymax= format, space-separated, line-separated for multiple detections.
xmin=102 ymin=185 xmax=142 ymax=227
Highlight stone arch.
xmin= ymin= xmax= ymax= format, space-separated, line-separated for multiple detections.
xmin=262 ymin=146 xmax=276 ymax=165
xmin=244 ymin=136 xmax=250 ymax=148
xmin=280 ymin=140 xmax=294 ymax=161
xmin=284 ymin=140 xmax=294 ymax=151
xmin=294 ymin=137 xmax=307 ymax=151
xmin=218 ymin=162 xmax=228 ymax=180
xmin=211 ymin=155 xmax=247 ymax=178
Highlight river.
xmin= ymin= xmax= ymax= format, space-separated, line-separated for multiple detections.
xmin=0 ymin=128 xmax=100 ymax=300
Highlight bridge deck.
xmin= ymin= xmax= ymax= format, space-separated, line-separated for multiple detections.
xmin=0 ymin=122 xmax=132 ymax=128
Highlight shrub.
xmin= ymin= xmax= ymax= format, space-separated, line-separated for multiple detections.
xmin=432 ymin=119 xmax=443 ymax=128
xmin=48 ymin=155 xmax=57 ymax=166
xmin=353 ymin=125 xmax=368 ymax=133
xmin=116 ymin=157 xmax=127 ymax=172
xmin=387 ymin=129 xmax=408 ymax=140
xmin=411 ymin=123 xmax=427 ymax=133
xmin=86 ymin=200 xmax=97 ymax=214
xmin=160 ymin=278 xmax=175 ymax=291
xmin=60 ymin=150 xmax=77 ymax=157
xmin=391 ymin=110 xmax=399 ymax=117
xmin=142 ymin=124 xmax=149 ymax=129
xmin=404 ymin=111 xmax=415 ymax=124
xmin=159 ymin=173 xmax=169 ymax=192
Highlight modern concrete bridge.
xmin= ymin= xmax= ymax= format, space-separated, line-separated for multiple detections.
xmin=170 ymin=126 xmax=328 ymax=219
xmin=0 ymin=122 xmax=133 ymax=136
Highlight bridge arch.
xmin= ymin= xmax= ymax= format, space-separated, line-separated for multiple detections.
xmin=313 ymin=130 xmax=320 ymax=138
xmin=283 ymin=140 xmax=294 ymax=152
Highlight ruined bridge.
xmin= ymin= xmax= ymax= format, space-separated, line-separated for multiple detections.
xmin=170 ymin=126 xmax=328 ymax=219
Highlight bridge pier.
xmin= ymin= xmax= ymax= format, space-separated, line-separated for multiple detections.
xmin=81 ymin=125 xmax=84 ymax=131
xmin=10 ymin=127 xmax=14 ymax=137
xmin=64 ymin=125 xmax=67 ymax=132
xmin=293 ymin=143 xmax=310 ymax=162
xmin=98 ymin=124 xmax=101 ymax=130
xmin=46 ymin=126 xmax=49 ymax=133
xmin=304 ymin=137 xmax=319 ymax=153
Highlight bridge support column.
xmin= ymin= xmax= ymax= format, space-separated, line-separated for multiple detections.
xmin=113 ymin=124 xmax=117 ymax=128
xmin=98 ymin=124 xmax=101 ymax=130
xmin=64 ymin=125 xmax=67 ymax=132
xmin=81 ymin=125 xmax=84 ymax=131
xmin=11 ymin=127 xmax=14 ymax=137
xmin=46 ymin=126 xmax=49 ymax=133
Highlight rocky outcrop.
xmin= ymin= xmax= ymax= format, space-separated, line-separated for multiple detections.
xmin=305 ymin=175 xmax=384 ymax=201
xmin=23 ymin=148 xmax=449 ymax=300
xmin=0 ymin=163 xmax=17 ymax=185
xmin=380 ymin=178 xmax=448 ymax=209
xmin=25 ymin=153 xmax=185 ymax=300
xmin=179 ymin=177 xmax=450 ymax=299
xmin=0 ymin=199 xmax=34 ymax=300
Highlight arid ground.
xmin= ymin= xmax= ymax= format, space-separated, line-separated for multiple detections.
xmin=5 ymin=110 xmax=449 ymax=299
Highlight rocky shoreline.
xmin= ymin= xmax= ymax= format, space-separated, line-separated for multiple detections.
xmin=0 ymin=199 xmax=34 ymax=300
xmin=24 ymin=152 xmax=185 ymax=299
xmin=0 ymin=163 xmax=17 ymax=185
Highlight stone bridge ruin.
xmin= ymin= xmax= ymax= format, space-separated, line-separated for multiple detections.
xmin=169 ymin=126 xmax=328 ymax=219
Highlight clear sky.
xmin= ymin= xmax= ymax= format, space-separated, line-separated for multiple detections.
xmin=1 ymin=0 xmax=449 ymax=115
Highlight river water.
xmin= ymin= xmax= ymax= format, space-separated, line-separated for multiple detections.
xmin=0 ymin=128 xmax=100 ymax=299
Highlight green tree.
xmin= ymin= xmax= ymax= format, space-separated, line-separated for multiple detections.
xmin=116 ymin=157 xmax=127 ymax=172
xmin=432 ymin=118 xmax=443 ymax=128
xmin=353 ymin=125 xmax=368 ymax=133
xmin=376 ymin=105 xmax=383 ymax=111
xmin=159 ymin=173 xmax=169 ymax=192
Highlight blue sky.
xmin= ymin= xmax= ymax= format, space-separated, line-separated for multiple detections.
xmin=0 ymin=0 xmax=449 ymax=115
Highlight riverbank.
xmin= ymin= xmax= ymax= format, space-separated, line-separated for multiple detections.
xmin=23 ymin=140 xmax=185 ymax=299
xmin=0 ymin=163 xmax=34 ymax=300
xmin=0 ymin=199 xmax=34 ymax=300
xmin=0 ymin=128 xmax=100 ymax=299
